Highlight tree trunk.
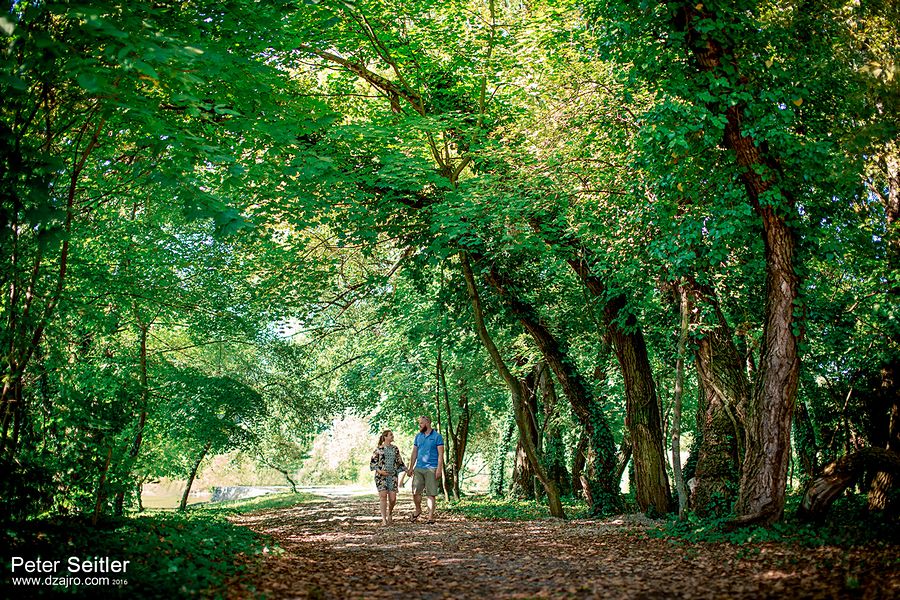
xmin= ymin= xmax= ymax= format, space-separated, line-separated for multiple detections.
xmin=485 ymin=264 xmax=621 ymax=513
xmin=799 ymin=447 xmax=900 ymax=522
xmin=605 ymin=296 xmax=672 ymax=516
xmin=434 ymin=345 xmax=451 ymax=502
xmin=280 ymin=467 xmax=299 ymax=494
xmin=671 ymin=2 xmax=803 ymax=527
xmin=685 ymin=281 xmax=747 ymax=515
xmin=548 ymin=249 xmax=670 ymax=514
xmin=490 ymin=415 xmax=516 ymax=497
xmin=869 ymin=146 xmax=900 ymax=512
xmin=538 ymin=362 xmax=572 ymax=498
xmin=137 ymin=479 xmax=145 ymax=513
xmin=0 ymin=115 xmax=103 ymax=455
xmin=522 ymin=217 xmax=669 ymax=513
xmin=461 ymin=253 xmax=565 ymax=517
xmin=794 ymin=398 xmax=818 ymax=484
xmin=511 ymin=365 xmax=540 ymax=500
xmin=672 ymin=284 xmax=690 ymax=519
xmin=732 ymin=202 xmax=801 ymax=526
xmin=511 ymin=437 xmax=537 ymax=500
xmin=116 ymin=323 xmax=150 ymax=515
xmin=180 ymin=440 xmax=212 ymax=512
xmin=92 ymin=446 xmax=113 ymax=526
xmin=4 ymin=381 xmax=24 ymax=459
xmin=451 ymin=382 xmax=470 ymax=498
xmin=438 ymin=354 xmax=460 ymax=500
xmin=572 ymin=432 xmax=587 ymax=498
xmin=868 ymin=385 xmax=899 ymax=511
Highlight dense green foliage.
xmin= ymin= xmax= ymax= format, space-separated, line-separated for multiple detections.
xmin=1 ymin=0 xmax=898 ymax=559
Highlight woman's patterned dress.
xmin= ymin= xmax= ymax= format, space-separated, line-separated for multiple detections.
xmin=370 ymin=444 xmax=405 ymax=492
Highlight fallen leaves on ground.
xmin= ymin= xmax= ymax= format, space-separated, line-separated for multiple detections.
xmin=224 ymin=495 xmax=900 ymax=599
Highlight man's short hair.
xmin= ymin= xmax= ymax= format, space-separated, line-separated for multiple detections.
xmin=418 ymin=415 xmax=432 ymax=424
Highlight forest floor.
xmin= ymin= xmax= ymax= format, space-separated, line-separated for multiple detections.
xmin=224 ymin=491 xmax=900 ymax=599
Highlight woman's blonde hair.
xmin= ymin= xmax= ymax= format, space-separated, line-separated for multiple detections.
xmin=377 ymin=430 xmax=392 ymax=447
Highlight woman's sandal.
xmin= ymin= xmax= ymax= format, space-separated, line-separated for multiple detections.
xmin=409 ymin=513 xmax=421 ymax=522
xmin=424 ymin=518 xmax=435 ymax=525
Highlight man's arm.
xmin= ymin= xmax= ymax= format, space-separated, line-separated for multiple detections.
xmin=407 ymin=446 xmax=418 ymax=475
xmin=436 ymin=444 xmax=444 ymax=479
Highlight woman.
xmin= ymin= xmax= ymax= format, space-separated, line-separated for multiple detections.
xmin=370 ymin=430 xmax=406 ymax=525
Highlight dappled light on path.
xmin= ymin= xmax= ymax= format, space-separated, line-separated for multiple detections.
xmin=227 ymin=495 xmax=899 ymax=599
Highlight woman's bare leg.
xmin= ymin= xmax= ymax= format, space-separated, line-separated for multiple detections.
xmin=387 ymin=491 xmax=397 ymax=523
xmin=379 ymin=491 xmax=388 ymax=525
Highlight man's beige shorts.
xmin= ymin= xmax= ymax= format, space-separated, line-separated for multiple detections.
xmin=412 ymin=468 xmax=441 ymax=497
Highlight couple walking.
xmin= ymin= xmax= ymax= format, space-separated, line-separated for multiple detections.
xmin=370 ymin=415 xmax=444 ymax=525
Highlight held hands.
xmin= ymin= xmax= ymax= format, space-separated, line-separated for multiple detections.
xmin=377 ymin=469 xmax=388 ymax=476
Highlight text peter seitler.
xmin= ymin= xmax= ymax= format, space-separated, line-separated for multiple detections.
xmin=11 ymin=556 xmax=130 ymax=574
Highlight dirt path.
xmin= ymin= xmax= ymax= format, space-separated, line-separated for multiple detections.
xmin=226 ymin=494 xmax=899 ymax=599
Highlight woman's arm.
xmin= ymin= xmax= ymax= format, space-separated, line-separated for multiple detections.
xmin=395 ymin=446 xmax=406 ymax=472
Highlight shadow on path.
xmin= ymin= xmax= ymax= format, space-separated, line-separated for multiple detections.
xmin=227 ymin=493 xmax=899 ymax=599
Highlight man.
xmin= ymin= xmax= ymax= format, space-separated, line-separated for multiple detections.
xmin=406 ymin=415 xmax=444 ymax=524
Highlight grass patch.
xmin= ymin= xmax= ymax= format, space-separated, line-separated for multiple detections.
xmin=193 ymin=491 xmax=318 ymax=515
xmin=445 ymin=495 xmax=590 ymax=521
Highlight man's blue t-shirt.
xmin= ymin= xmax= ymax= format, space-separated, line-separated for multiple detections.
xmin=414 ymin=430 xmax=444 ymax=469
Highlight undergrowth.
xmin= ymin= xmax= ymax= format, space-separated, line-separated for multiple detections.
xmin=649 ymin=494 xmax=900 ymax=547
xmin=1 ymin=492 xmax=314 ymax=598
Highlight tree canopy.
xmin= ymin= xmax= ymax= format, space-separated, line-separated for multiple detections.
xmin=1 ymin=0 xmax=898 ymax=527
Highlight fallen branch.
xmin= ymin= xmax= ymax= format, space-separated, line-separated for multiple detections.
xmin=797 ymin=447 xmax=900 ymax=522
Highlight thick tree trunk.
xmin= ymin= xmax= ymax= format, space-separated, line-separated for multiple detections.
xmin=485 ymin=265 xmax=621 ymax=513
xmin=799 ymin=447 xmax=900 ymax=522
xmin=733 ymin=204 xmax=801 ymax=526
xmin=670 ymin=3 xmax=803 ymax=526
xmin=511 ymin=438 xmax=537 ymax=500
xmin=605 ymin=296 xmax=672 ymax=515
xmin=552 ymin=253 xmax=670 ymax=514
xmin=524 ymin=217 xmax=670 ymax=513
xmin=868 ymin=378 xmax=899 ymax=511
xmin=180 ymin=440 xmax=212 ymax=512
xmin=461 ymin=253 xmax=565 ymax=517
xmin=685 ymin=281 xmax=747 ymax=515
